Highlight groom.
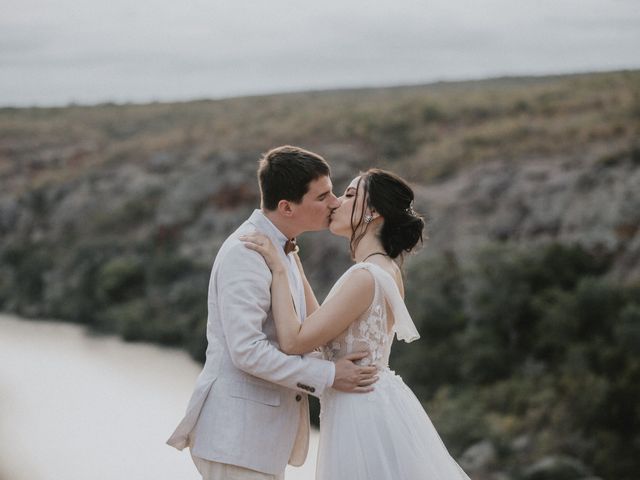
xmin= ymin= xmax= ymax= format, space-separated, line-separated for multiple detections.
xmin=167 ymin=146 xmax=377 ymax=479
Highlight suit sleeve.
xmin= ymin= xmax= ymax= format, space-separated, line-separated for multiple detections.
xmin=215 ymin=242 xmax=335 ymax=396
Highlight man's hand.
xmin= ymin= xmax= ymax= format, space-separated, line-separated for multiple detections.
xmin=332 ymin=352 xmax=378 ymax=393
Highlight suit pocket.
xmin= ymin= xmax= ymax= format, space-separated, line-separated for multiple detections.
xmin=228 ymin=381 xmax=281 ymax=407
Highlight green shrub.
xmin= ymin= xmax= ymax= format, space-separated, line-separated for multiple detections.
xmin=392 ymin=243 xmax=639 ymax=479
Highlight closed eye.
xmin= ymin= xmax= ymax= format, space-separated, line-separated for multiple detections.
xmin=344 ymin=187 xmax=356 ymax=198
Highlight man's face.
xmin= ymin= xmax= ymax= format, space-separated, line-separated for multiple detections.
xmin=290 ymin=175 xmax=340 ymax=232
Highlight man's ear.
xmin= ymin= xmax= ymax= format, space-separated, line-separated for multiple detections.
xmin=277 ymin=199 xmax=294 ymax=217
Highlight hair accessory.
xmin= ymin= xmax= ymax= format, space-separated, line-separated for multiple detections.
xmin=405 ymin=202 xmax=416 ymax=216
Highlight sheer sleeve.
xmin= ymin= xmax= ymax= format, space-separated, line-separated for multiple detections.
xmin=332 ymin=263 xmax=420 ymax=343
xmin=367 ymin=264 xmax=420 ymax=343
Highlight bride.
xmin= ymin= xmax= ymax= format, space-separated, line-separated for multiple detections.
xmin=241 ymin=168 xmax=470 ymax=480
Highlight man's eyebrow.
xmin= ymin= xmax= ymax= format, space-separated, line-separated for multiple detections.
xmin=316 ymin=189 xmax=332 ymax=199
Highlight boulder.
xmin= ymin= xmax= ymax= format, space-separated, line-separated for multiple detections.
xmin=522 ymin=455 xmax=590 ymax=480
xmin=459 ymin=440 xmax=497 ymax=472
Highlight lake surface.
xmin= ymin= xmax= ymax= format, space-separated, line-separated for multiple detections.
xmin=0 ymin=314 xmax=318 ymax=480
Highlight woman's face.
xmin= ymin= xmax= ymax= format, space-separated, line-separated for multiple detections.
xmin=329 ymin=175 xmax=368 ymax=238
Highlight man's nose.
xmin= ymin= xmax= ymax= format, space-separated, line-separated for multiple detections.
xmin=329 ymin=193 xmax=341 ymax=208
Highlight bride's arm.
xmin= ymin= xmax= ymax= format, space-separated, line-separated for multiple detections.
xmin=292 ymin=252 xmax=320 ymax=315
xmin=270 ymin=267 xmax=373 ymax=354
xmin=242 ymin=233 xmax=374 ymax=355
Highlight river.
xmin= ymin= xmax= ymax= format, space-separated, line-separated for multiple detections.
xmin=0 ymin=314 xmax=318 ymax=480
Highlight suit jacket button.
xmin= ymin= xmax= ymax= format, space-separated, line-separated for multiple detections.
xmin=295 ymin=394 xmax=302 ymax=401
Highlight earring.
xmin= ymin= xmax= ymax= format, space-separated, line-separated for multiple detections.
xmin=364 ymin=214 xmax=373 ymax=224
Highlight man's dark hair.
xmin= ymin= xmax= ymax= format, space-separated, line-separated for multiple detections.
xmin=257 ymin=145 xmax=331 ymax=211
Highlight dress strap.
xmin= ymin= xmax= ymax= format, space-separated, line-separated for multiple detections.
xmin=349 ymin=263 xmax=420 ymax=343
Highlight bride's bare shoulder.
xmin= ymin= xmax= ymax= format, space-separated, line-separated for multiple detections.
xmin=332 ymin=266 xmax=374 ymax=299
xmin=346 ymin=266 xmax=376 ymax=288
xmin=366 ymin=259 xmax=405 ymax=298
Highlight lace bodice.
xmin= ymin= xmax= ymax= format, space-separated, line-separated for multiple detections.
xmin=320 ymin=263 xmax=419 ymax=368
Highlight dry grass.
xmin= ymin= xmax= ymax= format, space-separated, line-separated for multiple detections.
xmin=1 ymin=70 xmax=638 ymax=193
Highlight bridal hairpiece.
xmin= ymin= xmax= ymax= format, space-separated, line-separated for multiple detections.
xmin=405 ymin=202 xmax=416 ymax=216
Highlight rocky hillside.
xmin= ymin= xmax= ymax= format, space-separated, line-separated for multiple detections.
xmin=1 ymin=70 xmax=638 ymax=286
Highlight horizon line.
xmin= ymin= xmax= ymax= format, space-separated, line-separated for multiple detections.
xmin=2 ymin=66 xmax=638 ymax=111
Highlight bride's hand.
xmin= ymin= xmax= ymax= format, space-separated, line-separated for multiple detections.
xmin=240 ymin=232 xmax=286 ymax=274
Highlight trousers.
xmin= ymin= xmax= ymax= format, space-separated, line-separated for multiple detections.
xmin=190 ymin=452 xmax=285 ymax=480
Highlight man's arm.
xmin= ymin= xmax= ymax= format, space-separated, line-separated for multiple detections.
xmin=216 ymin=241 xmax=376 ymax=395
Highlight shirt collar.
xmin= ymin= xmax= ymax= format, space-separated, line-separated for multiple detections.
xmin=248 ymin=209 xmax=290 ymax=248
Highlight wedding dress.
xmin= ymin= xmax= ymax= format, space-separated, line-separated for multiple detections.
xmin=316 ymin=262 xmax=470 ymax=480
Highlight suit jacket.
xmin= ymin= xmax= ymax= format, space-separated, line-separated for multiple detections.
xmin=167 ymin=210 xmax=335 ymax=475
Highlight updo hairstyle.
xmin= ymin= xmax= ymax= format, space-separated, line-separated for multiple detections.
xmin=349 ymin=168 xmax=425 ymax=260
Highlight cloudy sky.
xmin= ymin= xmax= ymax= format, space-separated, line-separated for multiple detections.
xmin=1 ymin=0 xmax=639 ymax=106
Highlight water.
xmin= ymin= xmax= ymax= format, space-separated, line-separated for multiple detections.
xmin=0 ymin=314 xmax=318 ymax=480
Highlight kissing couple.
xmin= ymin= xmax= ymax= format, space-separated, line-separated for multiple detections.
xmin=167 ymin=146 xmax=470 ymax=480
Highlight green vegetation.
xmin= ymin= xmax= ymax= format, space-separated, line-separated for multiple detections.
xmin=0 ymin=238 xmax=210 ymax=361
xmin=394 ymin=244 xmax=640 ymax=479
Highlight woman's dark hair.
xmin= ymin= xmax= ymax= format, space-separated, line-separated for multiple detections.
xmin=349 ymin=168 xmax=425 ymax=259
xmin=258 ymin=145 xmax=330 ymax=211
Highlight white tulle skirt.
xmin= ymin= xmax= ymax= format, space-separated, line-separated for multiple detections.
xmin=316 ymin=369 xmax=470 ymax=480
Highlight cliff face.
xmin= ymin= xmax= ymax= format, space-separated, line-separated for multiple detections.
xmin=1 ymin=71 xmax=639 ymax=480
xmin=418 ymin=145 xmax=640 ymax=282
xmin=1 ymin=70 xmax=638 ymax=291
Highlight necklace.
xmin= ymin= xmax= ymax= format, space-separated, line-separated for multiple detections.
xmin=361 ymin=251 xmax=389 ymax=262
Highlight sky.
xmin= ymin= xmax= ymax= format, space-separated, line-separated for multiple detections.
xmin=1 ymin=0 xmax=639 ymax=107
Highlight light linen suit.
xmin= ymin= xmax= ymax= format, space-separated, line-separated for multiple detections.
xmin=167 ymin=210 xmax=335 ymax=476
